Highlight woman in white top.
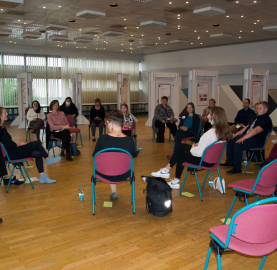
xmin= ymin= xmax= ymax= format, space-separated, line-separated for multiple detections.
xmin=151 ymin=107 xmax=232 ymax=189
xmin=27 ymin=100 xmax=45 ymax=143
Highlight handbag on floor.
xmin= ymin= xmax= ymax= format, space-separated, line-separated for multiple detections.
xmin=213 ymin=177 xmax=226 ymax=194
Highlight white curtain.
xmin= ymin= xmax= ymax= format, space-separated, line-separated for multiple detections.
xmin=61 ymin=57 xmax=139 ymax=103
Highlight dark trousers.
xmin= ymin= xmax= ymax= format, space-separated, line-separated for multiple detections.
xmin=169 ymin=144 xmax=213 ymax=179
xmin=174 ymin=129 xmax=194 ymax=146
xmin=9 ymin=141 xmax=48 ymax=173
xmin=52 ymin=129 xmax=71 ymax=154
xmin=91 ymin=120 xmax=104 ymax=137
xmin=226 ymin=134 xmax=263 ymax=171
xmin=155 ymin=120 xmax=177 ymax=142
xmin=29 ymin=119 xmax=44 ymax=142
xmin=122 ymin=130 xmax=132 ymax=137
xmin=204 ymin=121 xmax=212 ymax=133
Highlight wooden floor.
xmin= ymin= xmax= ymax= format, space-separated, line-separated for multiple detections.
xmin=0 ymin=115 xmax=276 ymax=270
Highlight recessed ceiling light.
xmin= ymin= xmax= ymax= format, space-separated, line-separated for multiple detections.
xmin=43 ymin=6 xmax=46 ymax=9
xmin=158 ymin=36 xmax=160 ymax=38
xmin=236 ymin=1 xmax=239 ymax=3
xmin=79 ymin=29 xmax=82 ymax=31
xmin=200 ymin=43 xmax=202 ymax=44
xmin=197 ymin=36 xmax=200 ymax=39
xmin=76 ymin=47 xmax=78 ymax=48
xmin=240 ymin=30 xmax=242 ymax=32
xmin=253 ymin=0 xmax=257 ymax=3
xmin=241 ymin=15 xmax=244 ymax=18
xmin=136 ymin=27 xmax=139 ymax=29
xmin=69 ymin=19 xmax=75 ymax=22
xmin=24 ymin=22 xmax=26 ymax=24
xmin=18 ymin=20 xmax=20 ymax=22
xmin=251 ymin=30 xmax=254 ymax=32
xmin=0 ymin=9 xmax=3 ymax=11
xmin=124 ymin=19 xmax=126 ymax=21
xmin=177 ymin=18 xmax=180 ymax=19
xmin=186 ymin=1 xmax=189 ymax=3
xmin=61 ymin=46 xmax=63 ymax=47
xmin=194 ymin=30 xmax=197 ymax=32
xmin=84 ymin=47 xmax=86 ymax=48
xmin=131 ymin=34 xmax=133 ymax=36
xmin=254 ymin=22 xmax=257 ymax=24
xmin=121 ymin=43 xmax=123 ymax=45
xmin=165 ymin=43 xmax=167 ymax=44
xmin=169 ymin=2 xmax=172 ymax=4
xmin=58 ymin=6 xmax=61 ymax=8
xmin=257 ymin=20 xmax=260 ymax=22
xmin=141 ymin=34 xmax=144 ymax=36
xmin=206 ymin=30 xmax=208 ymax=32
xmin=226 ymin=15 xmax=229 ymax=18
xmin=178 ymin=14 xmax=180 ymax=16
xmin=239 ymin=36 xmax=241 ymax=38
xmin=156 ymin=43 xmax=158 ymax=44
xmin=57 ymin=45 xmax=60 ymax=47
xmin=125 ymin=27 xmax=127 ymax=29
xmin=9 ymin=41 xmax=12 ymax=43
xmin=191 ymin=42 xmax=193 ymax=44
xmin=109 ymin=4 xmax=118 ymax=7
xmin=121 ymin=50 xmax=123 ymax=51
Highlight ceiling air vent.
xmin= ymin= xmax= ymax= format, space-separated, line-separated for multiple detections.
xmin=49 ymin=35 xmax=69 ymax=42
xmin=0 ymin=0 xmax=24 ymax=9
xmin=0 ymin=29 xmax=12 ymax=36
xmin=45 ymin=24 xmax=68 ymax=31
xmin=85 ymin=31 xmax=99 ymax=35
xmin=169 ymin=40 xmax=188 ymax=44
xmin=210 ymin=33 xmax=232 ymax=38
xmin=74 ymin=38 xmax=93 ymax=43
xmin=76 ymin=10 xmax=106 ymax=20
xmin=103 ymin=31 xmax=124 ymax=36
xmin=140 ymin=20 xmax=167 ymax=28
xmin=133 ymin=0 xmax=153 ymax=3
xmin=6 ymin=10 xmax=26 ymax=15
xmin=22 ymin=32 xmax=41 ymax=39
xmin=263 ymin=25 xmax=277 ymax=32
xmin=193 ymin=7 xmax=225 ymax=17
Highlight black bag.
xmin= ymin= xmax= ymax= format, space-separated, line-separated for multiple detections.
xmin=70 ymin=143 xmax=80 ymax=156
xmin=143 ymin=176 xmax=173 ymax=217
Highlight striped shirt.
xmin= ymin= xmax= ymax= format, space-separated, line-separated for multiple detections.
xmin=47 ymin=111 xmax=69 ymax=131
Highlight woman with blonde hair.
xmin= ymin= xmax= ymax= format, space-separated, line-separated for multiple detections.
xmin=151 ymin=107 xmax=232 ymax=189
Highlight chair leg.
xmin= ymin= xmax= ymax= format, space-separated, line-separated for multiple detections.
xmin=79 ymin=133 xmax=83 ymax=146
xmin=180 ymin=169 xmax=189 ymax=194
xmin=22 ymin=165 xmax=34 ymax=189
xmin=18 ymin=166 xmax=26 ymax=181
xmin=204 ymin=247 xmax=212 ymax=270
xmin=260 ymin=152 xmax=264 ymax=163
xmin=52 ymin=141 xmax=55 ymax=158
xmin=72 ymin=141 xmax=76 ymax=157
xmin=259 ymin=256 xmax=267 ymax=270
xmin=255 ymin=195 xmax=260 ymax=202
xmin=134 ymin=137 xmax=137 ymax=151
xmin=6 ymin=166 xmax=15 ymax=193
xmin=272 ymin=193 xmax=276 ymax=204
xmin=255 ymin=154 xmax=259 ymax=164
xmin=217 ymin=254 xmax=222 ymax=270
xmin=132 ymin=181 xmax=135 ymax=214
xmin=88 ymin=126 xmax=90 ymax=140
xmin=75 ymin=133 xmax=78 ymax=144
xmin=217 ymin=168 xmax=225 ymax=194
xmin=244 ymin=152 xmax=254 ymax=173
xmin=194 ymin=172 xmax=203 ymax=201
xmin=202 ymin=170 xmax=209 ymax=188
xmin=152 ymin=130 xmax=155 ymax=140
xmin=26 ymin=160 xmax=29 ymax=166
xmin=245 ymin=197 xmax=249 ymax=206
xmin=169 ymin=130 xmax=171 ymax=141
xmin=224 ymin=196 xmax=237 ymax=224
xmin=92 ymin=182 xmax=95 ymax=215
xmin=28 ymin=130 xmax=31 ymax=142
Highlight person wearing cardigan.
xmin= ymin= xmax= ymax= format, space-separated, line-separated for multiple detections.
xmin=90 ymin=98 xmax=105 ymax=141
xmin=47 ymin=100 xmax=73 ymax=161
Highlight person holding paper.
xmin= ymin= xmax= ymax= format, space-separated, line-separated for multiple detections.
xmin=27 ymin=100 xmax=45 ymax=143
xmin=0 ymin=107 xmax=60 ymax=183
xmin=175 ymin=102 xmax=201 ymax=147
xmin=154 ymin=96 xmax=177 ymax=143
xmin=202 ymin=99 xmax=216 ymax=133
xmin=90 ymin=98 xmax=105 ymax=141
xmin=47 ymin=100 xmax=73 ymax=161
xmin=121 ymin=103 xmax=134 ymax=137
xmin=221 ymin=101 xmax=273 ymax=175
xmin=151 ymin=107 xmax=231 ymax=189
xmin=230 ymin=98 xmax=255 ymax=132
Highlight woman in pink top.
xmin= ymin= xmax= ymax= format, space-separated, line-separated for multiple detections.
xmin=47 ymin=100 xmax=73 ymax=161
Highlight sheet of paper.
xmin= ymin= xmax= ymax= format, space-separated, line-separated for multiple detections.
xmin=221 ymin=218 xmax=231 ymax=224
xmin=103 ymin=201 xmax=113 ymax=207
xmin=181 ymin=192 xmax=195 ymax=197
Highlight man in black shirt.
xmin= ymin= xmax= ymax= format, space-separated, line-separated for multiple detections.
xmin=221 ymin=101 xmax=273 ymax=174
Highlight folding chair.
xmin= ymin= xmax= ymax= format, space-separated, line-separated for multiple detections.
xmin=0 ymin=143 xmax=34 ymax=193
xmin=243 ymin=130 xmax=272 ymax=173
xmin=92 ymin=148 xmax=135 ymax=215
xmin=66 ymin=116 xmax=83 ymax=146
xmin=180 ymin=141 xmax=227 ymax=201
xmin=25 ymin=108 xmax=45 ymax=142
xmin=224 ymin=159 xmax=277 ymax=224
xmin=131 ymin=121 xmax=137 ymax=151
xmin=47 ymin=133 xmax=76 ymax=157
xmin=204 ymin=197 xmax=277 ymax=270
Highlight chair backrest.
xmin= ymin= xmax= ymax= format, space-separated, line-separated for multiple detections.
xmin=0 ymin=143 xmax=9 ymax=162
xmin=66 ymin=116 xmax=74 ymax=127
xmin=93 ymin=148 xmax=133 ymax=179
xmin=202 ymin=141 xmax=226 ymax=164
xmin=132 ymin=121 xmax=136 ymax=133
xmin=262 ymin=129 xmax=273 ymax=149
xmin=256 ymin=159 xmax=277 ymax=188
xmin=230 ymin=198 xmax=277 ymax=245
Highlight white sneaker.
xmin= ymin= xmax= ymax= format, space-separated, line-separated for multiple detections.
xmin=151 ymin=168 xmax=170 ymax=178
xmin=167 ymin=179 xmax=180 ymax=189
xmin=272 ymin=139 xmax=277 ymax=144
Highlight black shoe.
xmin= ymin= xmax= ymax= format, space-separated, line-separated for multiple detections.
xmin=227 ymin=168 xmax=242 ymax=175
xmin=254 ymin=160 xmax=269 ymax=170
xmin=93 ymin=138 xmax=96 ymax=142
xmin=60 ymin=150 xmax=65 ymax=157
xmin=31 ymin=130 xmax=36 ymax=134
xmin=66 ymin=153 xmax=73 ymax=161
xmin=133 ymin=150 xmax=140 ymax=158
xmin=0 ymin=218 xmax=2 ymax=224
xmin=220 ymin=162 xmax=233 ymax=167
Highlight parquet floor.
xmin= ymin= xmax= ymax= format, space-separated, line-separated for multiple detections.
xmin=0 ymin=115 xmax=276 ymax=270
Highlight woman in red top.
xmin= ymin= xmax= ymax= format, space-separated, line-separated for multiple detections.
xmin=47 ymin=100 xmax=73 ymax=161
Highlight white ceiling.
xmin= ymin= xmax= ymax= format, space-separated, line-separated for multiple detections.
xmin=1 ymin=0 xmax=277 ymax=55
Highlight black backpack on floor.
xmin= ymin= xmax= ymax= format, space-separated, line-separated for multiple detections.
xmin=142 ymin=176 xmax=173 ymax=217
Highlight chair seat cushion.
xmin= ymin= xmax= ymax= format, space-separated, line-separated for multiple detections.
xmin=95 ymin=174 xmax=129 ymax=184
xmin=69 ymin=128 xmax=80 ymax=133
xmin=182 ymin=162 xmax=218 ymax=170
xmin=181 ymin=137 xmax=194 ymax=141
xmin=210 ymin=225 xmax=277 ymax=256
xmin=228 ymin=179 xmax=275 ymax=196
xmin=28 ymin=126 xmax=45 ymax=130
xmin=6 ymin=157 xmax=34 ymax=163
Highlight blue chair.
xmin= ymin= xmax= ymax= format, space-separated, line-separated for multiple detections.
xmin=47 ymin=134 xmax=76 ymax=157
xmin=204 ymin=197 xmax=277 ymax=270
xmin=243 ymin=130 xmax=272 ymax=173
xmin=180 ymin=141 xmax=227 ymax=201
xmin=92 ymin=148 xmax=135 ymax=215
xmin=0 ymin=143 xmax=34 ymax=193
xmin=223 ymin=159 xmax=277 ymax=224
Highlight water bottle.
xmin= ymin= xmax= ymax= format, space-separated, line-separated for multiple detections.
xmin=243 ymin=156 xmax=248 ymax=166
xmin=139 ymin=143 xmax=142 ymax=152
xmin=208 ymin=173 xmax=213 ymax=188
xmin=79 ymin=185 xmax=84 ymax=201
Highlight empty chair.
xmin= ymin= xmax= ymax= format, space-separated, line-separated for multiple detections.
xmin=66 ymin=116 xmax=83 ymax=146
xmin=180 ymin=141 xmax=227 ymax=201
xmin=204 ymin=197 xmax=277 ymax=270
xmin=224 ymin=158 xmax=277 ymax=224
xmin=91 ymin=148 xmax=135 ymax=215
